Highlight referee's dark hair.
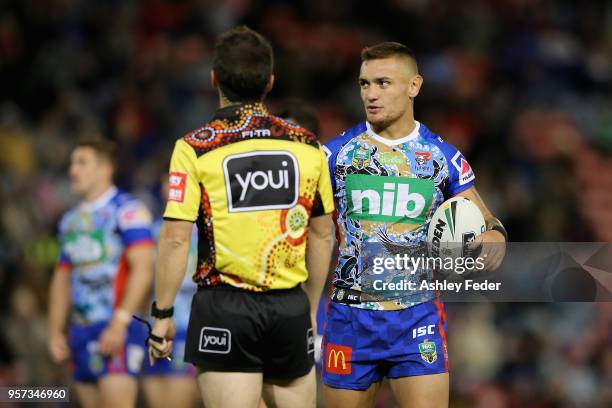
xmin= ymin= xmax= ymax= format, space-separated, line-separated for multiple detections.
xmin=213 ymin=26 xmax=274 ymax=103
xmin=361 ymin=42 xmax=418 ymax=73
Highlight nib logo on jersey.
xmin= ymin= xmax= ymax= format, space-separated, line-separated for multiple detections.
xmin=345 ymin=174 xmax=434 ymax=225
xmin=223 ymin=151 xmax=299 ymax=212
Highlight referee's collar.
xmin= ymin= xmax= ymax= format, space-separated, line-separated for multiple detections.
xmin=213 ymin=102 xmax=268 ymax=120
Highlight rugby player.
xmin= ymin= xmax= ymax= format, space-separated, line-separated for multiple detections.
xmin=141 ymin=175 xmax=198 ymax=408
xmin=322 ymin=42 xmax=507 ymax=407
xmin=49 ymin=138 xmax=154 ymax=408
xmin=147 ymin=26 xmax=335 ymax=408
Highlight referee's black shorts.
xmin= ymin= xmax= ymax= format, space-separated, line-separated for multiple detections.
xmin=185 ymin=284 xmax=314 ymax=379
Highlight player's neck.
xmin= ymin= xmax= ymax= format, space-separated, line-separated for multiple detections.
xmin=83 ymin=183 xmax=114 ymax=203
xmin=372 ymin=113 xmax=416 ymax=140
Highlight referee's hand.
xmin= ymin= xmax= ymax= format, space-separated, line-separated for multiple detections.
xmin=148 ymin=318 xmax=176 ymax=366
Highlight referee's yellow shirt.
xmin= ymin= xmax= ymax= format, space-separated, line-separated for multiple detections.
xmin=164 ymin=103 xmax=334 ymax=291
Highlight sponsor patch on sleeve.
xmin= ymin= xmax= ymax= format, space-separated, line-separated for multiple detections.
xmin=168 ymin=172 xmax=188 ymax=203
xmin=451 ymin=151 xmax=475 ymax=186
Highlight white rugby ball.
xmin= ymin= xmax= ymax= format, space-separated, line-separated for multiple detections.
xmin=427 ymin=197 xmax=485 ymax=259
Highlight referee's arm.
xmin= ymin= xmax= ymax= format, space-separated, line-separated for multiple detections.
xmin=304 ymin=214 xmax=333 ymax=332
xmin=155 ymin=219 xmax=193 ymax=310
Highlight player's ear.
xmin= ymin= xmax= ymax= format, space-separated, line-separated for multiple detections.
xmin=408 ymin=74 xmax=423 ymax=98
xmin=210 ymin=70 xmax=219 ymax=89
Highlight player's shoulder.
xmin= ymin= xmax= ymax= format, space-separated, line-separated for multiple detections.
xmin=112 ymin=190 xmax=152 ymax=228
xmin=111 ymin=189 xmax=141 ymax=207
xmin=419 ymin=122 xmax=475 ymax=185
xmin=418 ymin=122 xmax=461 ymax=158
xmin=58 ymin=206 xmax=78 ymax=232
xmin=324 ymin=122 xmax=367 ymax=159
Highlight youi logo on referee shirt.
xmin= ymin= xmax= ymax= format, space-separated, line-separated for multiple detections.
xmin=345 ymin=174 xmax=434 ymax=224
xmin=223 ymin=151 xmax=299 ymax=212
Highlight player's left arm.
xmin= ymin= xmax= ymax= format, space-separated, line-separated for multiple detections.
xmin=99 ymin=203 xmax=155 ymax=356
xmin=455 ymin=186 xmax=507 ymax=271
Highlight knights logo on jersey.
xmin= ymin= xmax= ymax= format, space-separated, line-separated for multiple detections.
xmin=351 ymin=146 xmax=371 ymax=169
xmin=410 ymin=151 xmax=434 ymax=176
xmin=415 ymin=151 xmax=430 ymax=165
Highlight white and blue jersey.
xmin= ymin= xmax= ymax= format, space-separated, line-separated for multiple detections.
xmin=56 ymin=186 xmax=154 ymax=381
xmin=57 ymin=186 xmax=154 ymax=324
xmin=323 ymin=120 xmax=475 ymax=310
xmin=321 ymin=120 xmax=473 ymax=388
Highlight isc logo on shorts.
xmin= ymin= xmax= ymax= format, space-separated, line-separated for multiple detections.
xmin=223 ymin=151 xmax=299 ymax=212
xmin=198 ymin=327 xmax=231 ymax=354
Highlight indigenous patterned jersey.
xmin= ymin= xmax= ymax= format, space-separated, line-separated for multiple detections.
xmin=151 ymin=219 xmax=197 ymax=330
xmin=324 ymin=121 xmax=475 ymax=310
xmin=57 ymin=187 xmax=153 ymax=325
xmin=164 ymin=103 xmax=334 ymax=291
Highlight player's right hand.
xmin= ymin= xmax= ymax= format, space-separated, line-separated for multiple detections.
xmin=148 ymin=318 xmax=176 ymax=366
xmin=49 ymin=332 xmax=70 ymax=363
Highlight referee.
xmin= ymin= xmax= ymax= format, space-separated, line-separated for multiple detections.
xmin=148 ymin=26 xmax=334 ymax=408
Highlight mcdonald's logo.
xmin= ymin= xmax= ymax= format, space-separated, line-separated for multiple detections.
xmin=325 ymin=343 xmax=352 ymax=375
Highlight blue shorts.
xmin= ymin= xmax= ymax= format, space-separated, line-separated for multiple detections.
xmin=70 ymin=320 xmax=147 ymax=382
xmin=321 ymin=299 xmax=449 ymax=390
xmin=141 ymin=329 xmax=196 ymax=377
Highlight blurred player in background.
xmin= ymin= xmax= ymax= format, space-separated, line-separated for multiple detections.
xmin=48 ymin=138 xmax=154 ymax=408
xmin=141 ymin=174 xmax=198 ymax=408
xmin=322 ymin=43 xmax=507 ymax=407
xmin=147 ymin=26 xmax=334 ymax=408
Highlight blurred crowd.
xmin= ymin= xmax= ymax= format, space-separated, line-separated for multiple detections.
xmin=0 ymin=0 xmax=611 ymax=406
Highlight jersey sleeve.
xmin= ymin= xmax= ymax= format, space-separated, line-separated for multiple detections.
xmin=57 ymin=249 xmax=72 ymax=270
xmin=442 ymin=144 xmax=475 ymax=196
xmin=117 ymin=199 xmax=154 ymax=247
xmin=311 ymin=146 xmax=335 ymax=217
xmin=163 ymin=139 xmax=201 ymax=222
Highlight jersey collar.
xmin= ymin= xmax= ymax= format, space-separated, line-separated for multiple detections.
xmin=365 ymin=120 xmax=421 ymax=146
xmin=80 ymin=186 xmax=118 ymax=212
xmin=213 ymin=102 xmax=268 ymax=120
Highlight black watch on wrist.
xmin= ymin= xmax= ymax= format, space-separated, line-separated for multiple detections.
xmin=151 ymin=301 xmax=174 ymax=319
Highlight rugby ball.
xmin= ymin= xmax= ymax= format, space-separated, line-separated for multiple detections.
xmin=427 ymin=197 xmax=485 ymax=259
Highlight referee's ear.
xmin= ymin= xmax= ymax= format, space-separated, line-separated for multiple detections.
xmin=211 ymin=70 xmax=219 ymax=90
xmin=264 ymin=75 xmax=275 ymax=95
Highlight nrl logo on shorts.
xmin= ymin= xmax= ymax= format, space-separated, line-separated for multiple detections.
xmin=418 ymin=339 xmax=437 ymax=364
